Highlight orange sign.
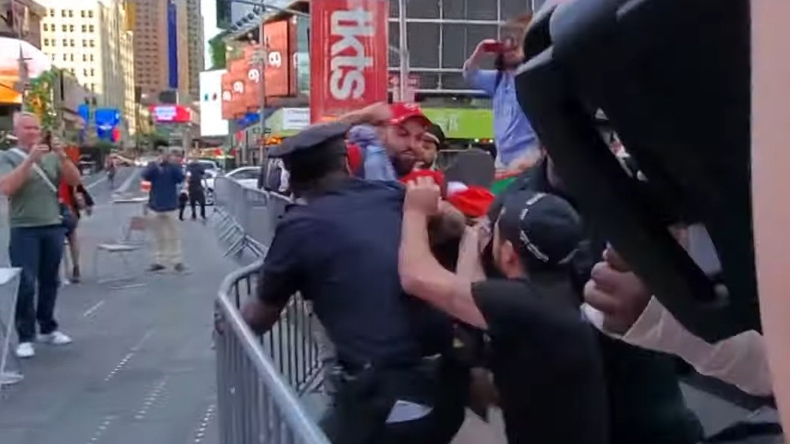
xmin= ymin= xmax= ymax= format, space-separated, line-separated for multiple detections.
xmin=221 ymin=69 xmax=234 ymax=120
xmin=220 ymin=20 xmax=295 ymax=120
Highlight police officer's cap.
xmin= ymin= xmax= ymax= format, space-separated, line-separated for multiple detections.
xmin=268 ymin=121 xmax=351 ymax=159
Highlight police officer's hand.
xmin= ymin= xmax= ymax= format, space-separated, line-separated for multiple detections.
xmin=360 ymin=102 xmax=392 ymax=125
xmin=404 ymin=176 xmax=441 ymax=216
xmin=584 ymin=248 xmax=652 ymax=335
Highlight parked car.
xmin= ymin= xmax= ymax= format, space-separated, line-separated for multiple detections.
xmin=204 ymin=166 xmax=261 ymax=206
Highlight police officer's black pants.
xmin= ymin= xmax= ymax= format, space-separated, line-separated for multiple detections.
xmin=188 ymin=186 xmax=206 ymax=219
xmin=320 ymin=358 xmax=467 ymax=444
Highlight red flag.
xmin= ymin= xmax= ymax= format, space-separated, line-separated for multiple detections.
xmin=309 ymin=0 xmax=389 ymax=123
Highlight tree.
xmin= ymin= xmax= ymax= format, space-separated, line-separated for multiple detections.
xmin=209 ymin=35 xmax=227 ymax=70
xmin=23 ymin=68 xmax=59 ymax=131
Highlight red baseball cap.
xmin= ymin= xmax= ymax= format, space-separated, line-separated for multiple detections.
xmin=390 ymin=102 xmax=431 ymax=127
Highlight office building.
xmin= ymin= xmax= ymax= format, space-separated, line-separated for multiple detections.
xmin=185 ymin=0 xmax=203 ymax=100
xmin=38 ymin=0 xmax=137 ymax=137
xmin=130 ymin=0 xmax=198 ymax=102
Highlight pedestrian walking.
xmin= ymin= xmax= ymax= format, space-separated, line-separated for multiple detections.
xmin=142 ymin=149 xmax=185 ymax=272
xmin=0 ymin=113 xmax=83 ymax=358
xmin=185 ymin=159 xmax=207 ymax=220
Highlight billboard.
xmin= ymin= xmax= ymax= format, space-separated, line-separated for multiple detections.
xmin=167 ymin=0 xmax=178 ymax=89
xmin=242 ymin=20 xmax=294 ymax=110
xmin=309 ymin=0 xmax=389 ymax=123
xmin=78 ymin=106 xmax=122 ymax=142
xmin=150 ymin=104 xmax=192 ymax=123
xmin=200 ymin=70 xmax=229 ymax=137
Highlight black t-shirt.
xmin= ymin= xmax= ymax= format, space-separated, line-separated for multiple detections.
xmin=491 ymin=160 xmax=703 ymax=444
xmin=257 ymin=178 xmax=453 ymax=367
xmin=471 ymin=276 xmax=609 ymax=444
xmin=186 ymin=162 xmax=205 ymax=188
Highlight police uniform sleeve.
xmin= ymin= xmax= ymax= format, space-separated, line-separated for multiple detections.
xmin=256 ymin=215 xmax=313 ymax=306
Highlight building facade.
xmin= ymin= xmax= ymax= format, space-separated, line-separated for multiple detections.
xmin=388 ymin=0 xmax=546 ymax=95
xmin=185 ymin=0 xmax=203 ymax=100
xmin=130 ymin=0 xmax=199 ymax=102
xmin=38 ymin=0 xmax=136 ymax=138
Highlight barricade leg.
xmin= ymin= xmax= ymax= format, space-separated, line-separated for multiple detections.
xmin=0 ymin=269 xmax=23 ymax=390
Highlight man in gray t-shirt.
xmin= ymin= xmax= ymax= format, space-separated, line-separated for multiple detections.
xmin=0 ymin=113 xmax=82 ymax=359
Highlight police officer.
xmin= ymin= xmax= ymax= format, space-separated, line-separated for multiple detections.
xmin=241 ymin=122 xmax=466 ymax=444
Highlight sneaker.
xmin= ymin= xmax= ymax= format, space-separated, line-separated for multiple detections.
xmin=71 ymin=266 xmax=81 ymax=284
xmin=39 ymin=331 xmax=73 ymax=345
xmin=15 ymin=342 xmax=35 ymax=358
xmin=148 ymin=264 xmax=166 ymax=272
xmin=174 ymin=263 xmax=186 ymax=273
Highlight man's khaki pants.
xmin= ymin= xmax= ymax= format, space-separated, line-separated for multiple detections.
xmin=149 ymin=210 xmax=182 ymax=266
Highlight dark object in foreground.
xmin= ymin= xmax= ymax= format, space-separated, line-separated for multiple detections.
xmin=515 ymin=0 xmax=754 ymax=343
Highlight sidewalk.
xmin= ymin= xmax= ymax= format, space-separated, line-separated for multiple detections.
xmin=0 ymin=174 xmax=233 ymax=444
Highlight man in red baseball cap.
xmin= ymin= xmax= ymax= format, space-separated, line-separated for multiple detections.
xmin=342 ymin=102 xmax=431 ymax=181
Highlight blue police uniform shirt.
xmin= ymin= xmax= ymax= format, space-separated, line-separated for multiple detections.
xmin=257 ymin=178 xmax=452 ymax=367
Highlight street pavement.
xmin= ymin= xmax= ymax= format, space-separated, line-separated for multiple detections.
xmin=0 ymin=167 xmax=764 ymax=444
xmin=0 ymin=167 xmax=235 ymax=444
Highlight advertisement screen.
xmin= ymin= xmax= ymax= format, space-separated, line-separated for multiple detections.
xmin=167 ymin=0 xmax=178 ymax=89
xmin=200 ymin=70 xmax=229 ymax=137
xmin=150 ymin=105 xmax=192 ymax=123
xmin=309 ymin=0 xmax=389 ymax=123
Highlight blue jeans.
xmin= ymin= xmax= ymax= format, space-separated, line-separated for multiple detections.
xmin=9 ymin=225 xmax=66 ymax=342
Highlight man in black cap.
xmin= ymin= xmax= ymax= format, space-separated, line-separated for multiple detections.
xmin=399 ymin=178 xmax=609 ymax=444
xmin=488 ymin=155 xmax=704 ymax=444
xmin=418 ymin=123 xmax=446 ymax=170
xmin=242 ymin=121 xmax=467 ymax=444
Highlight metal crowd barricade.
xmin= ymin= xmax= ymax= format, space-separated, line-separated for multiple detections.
xmin=215 ymin=262 xmax=329 ymax=444
xmin=212 ymin=176 xmax=328 ymax=443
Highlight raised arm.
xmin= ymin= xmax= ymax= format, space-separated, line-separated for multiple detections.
xmin=399 ymin=177 xmax=488 ymax=329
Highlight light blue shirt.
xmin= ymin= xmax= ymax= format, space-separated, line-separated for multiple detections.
xmin=348 ymin=125 xmax=399 ymax=182
xmin=463 ymin=67 xmax=539 ymax=166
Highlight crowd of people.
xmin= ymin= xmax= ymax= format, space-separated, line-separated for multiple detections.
xmin=240 ymin=11 xmax=772 ymax=444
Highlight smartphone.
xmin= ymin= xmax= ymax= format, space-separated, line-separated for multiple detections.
xmin=481 ymin=41 xmax=504 ymax=53
xmin=43 ymin=131 xmax=53 ymax=150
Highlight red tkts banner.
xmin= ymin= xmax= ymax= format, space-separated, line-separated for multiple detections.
xmin=310 ymin=0 xmax=389 ymax=123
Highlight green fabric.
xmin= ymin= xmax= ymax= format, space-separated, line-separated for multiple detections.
xmin=490 ymin=176 xmax=517 ymax=195
xmin=0 ymin=150 xmax=62 ymax=228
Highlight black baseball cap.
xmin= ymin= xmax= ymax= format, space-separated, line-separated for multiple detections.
xmin=495 ymin=190 xmax=583 ymax=271
xmin=423 ymin=123 xmax=446 ymax=148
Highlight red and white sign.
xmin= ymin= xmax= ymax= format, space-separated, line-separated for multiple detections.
xmin=309 ymin=0 xmax=389 ymax=123
xmin=150 ymin=104 xmax=192 ymax=123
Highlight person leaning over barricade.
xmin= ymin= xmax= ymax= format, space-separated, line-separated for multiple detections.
xmin=242 ymin=121 xmax=469 ymax=444
xmin=0 ymin=113 xmax=82 ymax=358
xmin=489 ymin=152 xmax=704 ymax=444
xmin=399 ymin=178 xmax=609 ymax=444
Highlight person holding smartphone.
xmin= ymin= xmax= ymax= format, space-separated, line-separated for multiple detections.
xmin=0 ymin=113 xmax=82 ymax=358
xmin=462 ymin=14 xmax=541 ymax=174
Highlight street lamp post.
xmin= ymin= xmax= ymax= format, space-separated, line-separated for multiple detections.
xmin=397 ymin=0 xmax=409 ymax=101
